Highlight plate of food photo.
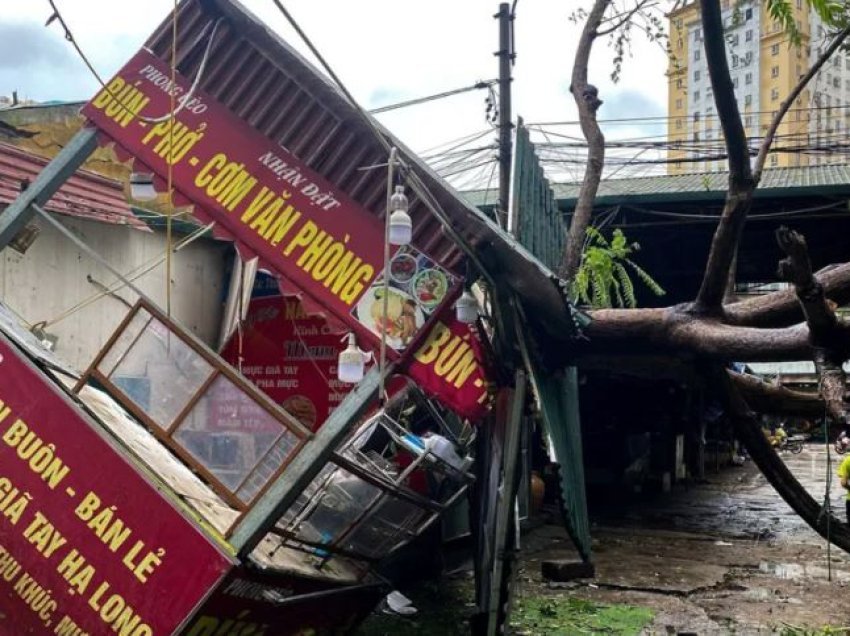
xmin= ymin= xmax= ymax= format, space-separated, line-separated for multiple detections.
xmin=353 ymin=285 xmax=425 ymax=349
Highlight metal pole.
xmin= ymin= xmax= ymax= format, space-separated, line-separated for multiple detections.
xmin=496 ymin=2 xmax=513 ymax=230
xmin=0 ymin=128 xmax=97 ymax=250
xmin=380 ymin=148 xmax=397 ymax=404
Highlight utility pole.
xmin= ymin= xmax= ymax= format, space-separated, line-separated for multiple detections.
xmin=496 ymin=2 xmax=514 ymax=232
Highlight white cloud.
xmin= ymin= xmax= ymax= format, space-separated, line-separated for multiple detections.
xmin=2 ymin=1 xmax=669 ymax=157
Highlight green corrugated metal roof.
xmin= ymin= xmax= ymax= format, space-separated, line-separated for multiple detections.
xmin=462 ymin=163 xmax=850 ymax=208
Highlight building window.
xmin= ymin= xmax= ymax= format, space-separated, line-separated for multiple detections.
xmin=731 ymin=34 xmax=739 ymax=46
xmin=733 ymin=77 xmax=739 ymax=88
xmin=693 ymin=132 xmax=700 ymax=142
xmin=745 ymin=30 xmax=753 ymax=42
xmin=694 ymin=112 xmax=700 ymax=123
xmin=694 ymin=70 xmax=701 ymax=81
xmin=676 ymin=118 xmax=683 ymax=129
xmin=745 ymin=115 xmax=752 ymax=127
xmin=694 ymin=48 xmax=701 ymax=61
xmin=745 ymin=72 xmax=753 ymax=85
xmin=678 ymin=38 xmax=683 ymax=50
xmin=769 ymin=154 xmax=778 ymax=166
xmin=676 ymin=98 xmax=683 ymax=109
xmin=745 ymin=8 xmax=753 ymax=20
xmin=676 ymin=78 xmax=683 ymax=89
xmin=676 ymin=19 xmax=683 ymax=30
xmin=771 ymin=88 xmax=780 ymax=101
xmin=694 ymin=28 xmax=701 ymax=41
xmin=745 ymin=94 xmax=753 ymax=106
xmin=771 ymin=66 xmax=779 ymax=78
xmin=834 ymin=76 xmax=841 ymax=88
xmin=771 ymin=44 xmax=780 ymax=56
xmin=732 ymin=54 xmax=739 ymax=68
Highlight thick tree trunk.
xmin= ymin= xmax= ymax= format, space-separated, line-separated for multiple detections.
xmin=560 ymin=0 xmax=609 ymax=283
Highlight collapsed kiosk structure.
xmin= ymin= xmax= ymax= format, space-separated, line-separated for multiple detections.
xmin=0 ymin=1 xmax=588 ymax=634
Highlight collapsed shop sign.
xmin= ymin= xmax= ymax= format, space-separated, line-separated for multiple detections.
xmin=0 ymin=335 xmax=232 ymax=635
xmin=82 ymin=49 xmax=488 ymax=420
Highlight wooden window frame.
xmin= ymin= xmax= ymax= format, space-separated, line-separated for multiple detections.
xmin=75 ymin=299 xmax=312 ymax=513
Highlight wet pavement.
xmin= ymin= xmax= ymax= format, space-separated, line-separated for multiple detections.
xmin=595 ymin=444 xmax=848 ymax=542
xmin=514 ymin=444 xmax=850 ymax=634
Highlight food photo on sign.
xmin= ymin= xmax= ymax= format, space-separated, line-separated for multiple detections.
xmin=352 ymin=246 xmax=455 ymax=351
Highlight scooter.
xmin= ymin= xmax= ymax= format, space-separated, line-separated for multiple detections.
xmin=835 ymin=431 xmax=850 ymax=455
xmin=778 ymin=435 xmax=805 ymax=454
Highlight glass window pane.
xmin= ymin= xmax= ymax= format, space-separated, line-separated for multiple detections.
xmin=293 ymin=468 xmax=382 ymax=549
xmin=342 ymin=496 xmax=425 ymax=558
xmin=97 ymin=309 xmax=152 ymax=378
xmin=174 ymin=374 xmax=292 ymax=497
xmin=109 ymin=318 xmax=213 ymax=428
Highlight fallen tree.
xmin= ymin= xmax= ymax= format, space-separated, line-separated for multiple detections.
xmin=564 ymin=0 xmax=850 ymax=550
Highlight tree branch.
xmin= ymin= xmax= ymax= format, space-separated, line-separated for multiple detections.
xmin=730 ymin=371 xmax=825 ymax=418
xmin=724 ymin=262 xmax=850 ymax=328
xmin=753 ymin=24 xmax=850 ymax=181
xmin=694 ymin=0 xmax=755 ymax=311
xmin=706 ymin=364 xmax=850 ymax=554
xmin=582 ymin=306 xmax=819 ymax=361
xmin=596 ymin=0 xmax=653 ymax=37
xmin=560 ymin=0 xmax=610 ymax=283
xmin=776 ymin=226 xmax=849 ymax=423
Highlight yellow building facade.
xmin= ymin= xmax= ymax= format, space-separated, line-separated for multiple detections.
xmin=667 ymin=0 xmax=847 ymax=174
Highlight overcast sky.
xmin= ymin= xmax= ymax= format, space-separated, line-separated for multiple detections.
xmin=1 ymin=1 xmax=668 ymax=161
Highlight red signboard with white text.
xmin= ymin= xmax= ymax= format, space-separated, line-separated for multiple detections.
xmin=82 ymin=49 xmax=489 ymax=421
xmin=0 ymin=335 xmax=232 ymax=635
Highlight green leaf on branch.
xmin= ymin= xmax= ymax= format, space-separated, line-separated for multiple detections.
xmin=573 ymin=227 xmax=665 ymax=309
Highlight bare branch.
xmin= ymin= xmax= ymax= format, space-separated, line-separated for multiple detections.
xmin=724 ymin=262 xmax=850 ymax=328
xmin=560 ymin=0 xmax=610 ymax=283
xmin=583 ymin=307 xmax=817 ymax=361
xmin=776 ymin=226 xmax=849 ymax=423
xmin=596 ymin=0 xmax=653 ymax=37
xmin=754 ymin=24 xmax=850 ymax=181
xmin=730 ymin=371 xmax=825 ymax=418
xmin=694 ymin=0 xmax=755 ymax=311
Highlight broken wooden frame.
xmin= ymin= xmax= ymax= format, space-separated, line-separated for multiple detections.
xmin=75 ymin=298 xmax=312 ymax=512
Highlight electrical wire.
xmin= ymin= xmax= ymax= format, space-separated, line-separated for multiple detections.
xmin=39 ymin=221 xmax=215 ymax=330
xmin=369 ymin=80 xmax=498 ymax=114
xmin=45 ymin=0 xmax=222 ymax=124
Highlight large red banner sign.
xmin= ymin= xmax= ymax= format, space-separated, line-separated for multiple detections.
xmin=0 ymin=335 xmax=232 ymax=635
xmin=82 ymin=49 xmax=489 ymax=421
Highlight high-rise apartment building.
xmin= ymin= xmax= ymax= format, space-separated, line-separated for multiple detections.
xmin=667 ymin=0 xmax=850 ymax=174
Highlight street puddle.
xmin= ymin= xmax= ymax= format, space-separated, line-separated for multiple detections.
xmin=759 ymin=561 xmax=850 ymax=582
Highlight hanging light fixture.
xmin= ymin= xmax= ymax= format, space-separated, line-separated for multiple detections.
xmin=388 ymin=184 xmax=412 ymax=246
xmin=338 ymin=333 xmax=369 ymax=383
xmin=129 ymin=173 xmax=157 ymax=201
xmin=455 ymin=288 xmax=480 ymax=324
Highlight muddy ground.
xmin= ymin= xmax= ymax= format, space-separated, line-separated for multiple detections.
xmin=359 ymin=444 xmax=850 ymax=634
xmin=557 ymin=443 xmax=850 ymax=633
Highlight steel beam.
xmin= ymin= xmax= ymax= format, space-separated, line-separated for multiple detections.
xmin=0 ymin=128 xmax=98 ymax=250
xmin=228 ymin=366 xmax=382 ymax=556
xmin=485 ymin=369 xmax=526 ymax=636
